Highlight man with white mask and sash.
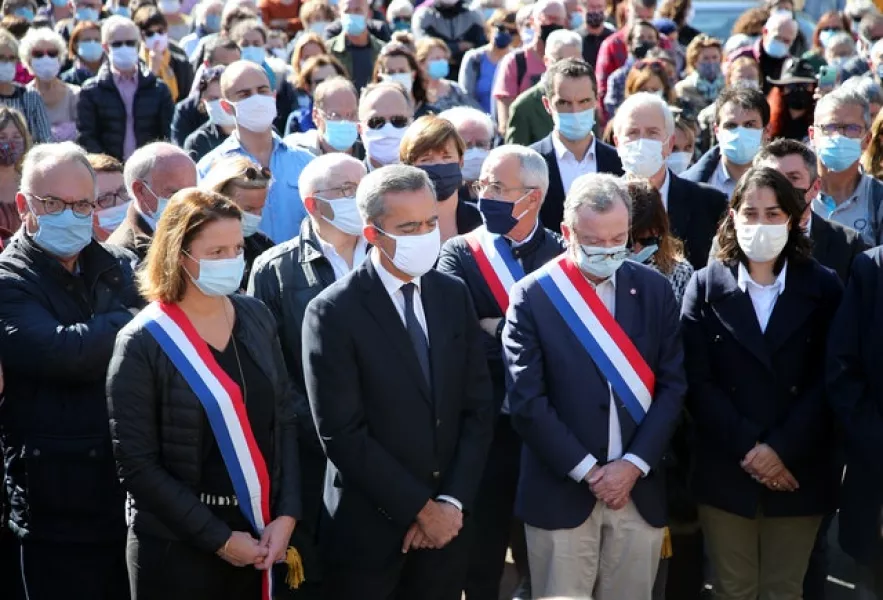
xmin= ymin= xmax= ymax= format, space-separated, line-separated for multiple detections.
xmin=502 ymin=172 xmax=686 ymax=599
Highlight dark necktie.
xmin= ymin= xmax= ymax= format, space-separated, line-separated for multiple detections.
xmin=401 ymin=282 xmax=431 ymax=383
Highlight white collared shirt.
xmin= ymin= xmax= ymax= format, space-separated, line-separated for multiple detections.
xmin=316 ymin=234 xmax=369 ymax=280
xmin=658 ymin=168 xmax=671 ymax=212
xmin=737 ymin=261 xmax=788 ymax=333
xmin=567 ymin=271 xmax=651 ymax=482
xmin=710 ymin=158 xmax=738 ymax=198
xmin=552 ymin=132 xmax=597 ymax=195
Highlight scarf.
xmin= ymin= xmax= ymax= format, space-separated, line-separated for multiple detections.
xmin=140 ymin=47 xmax=179 ymax=102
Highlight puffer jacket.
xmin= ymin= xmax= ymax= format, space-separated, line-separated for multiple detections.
xmin=76 ymin=63 xmax=175 ymax=160
xmin=107 ymin=294 xmax=302 ymax=553
xmin=0 ymin=235 xmax=142 ymax=542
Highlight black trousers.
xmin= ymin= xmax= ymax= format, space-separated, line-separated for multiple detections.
xmin=665 ymin=528 xmax=705 ymax=600
xmin=20 ymin=538 xmax=129 ymax=600
xmin=802 ymin=511 xmax=833 ymax=600
xmin=1 ymin=527 xmax=24 ymax=600
xmin=464 ymin=415 xmax=528 ymax=600
xmin=126 ymin=529 xmax=261 ymax=600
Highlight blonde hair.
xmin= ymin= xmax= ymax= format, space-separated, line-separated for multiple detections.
xmin=0 ymin=105 xmax=32 ymax=169
xmin=138 ymin=189 xmax=242 ymax=303
xmin=200 ymin=155 xmax=271 ymax=197
xmin=862 ymin=107 xmax=883 ymax=178
xmin=685 ymin=34 xmax=722 ymax=73
xmin=415 ymin=36 xmax=450 ymax=63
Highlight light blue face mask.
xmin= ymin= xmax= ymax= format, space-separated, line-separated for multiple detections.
xmin=27 ymin=198 xmax=94 ymax=258
xmin=575 ymin=244 xmax=628 ymax=279
xmin=342 ymin=13 xmax=367 ymax=36
xmin=204 ymin=13 xmax=221 ymax=32
xmin=78 ymin=40 xmax=104 ymax=62
xmin=322 ymin=119 xmax=359 ymax=151
xmin=630 ymin=244 xmax=658 ymax=264
xmin=184 ymin=251 xmax=246 ymax=296
xmin=112 ymin=5 xmax=130 ymax=17
xmin=240 ymin=45 xmax=266 ymax=64
xmin=570 ymin=11 xmax=584 ymax=29
xmin=717 ymin=126 xmax=763 ymax=165
xmin=427 ymin=59 xmax=449 ymax=80
xmin=763 ymin=37 xmax=790 ymax=58
xmin=816 ymin=134 xmax=863 ymax=172
xmin=50 ymin=0 xmax=68 ymax=7
xmin=14 ymin=7 xmax=34 ymax=21
xmin=241 ymin=211 xmax=262 ymax=237
xmin=76 ymin=6 xmax=101 ymax=21
xmin=554 ymin=108 xmax=595 ymax=141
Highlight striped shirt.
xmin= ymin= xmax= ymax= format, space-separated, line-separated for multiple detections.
xmin=0 ymin=84 xmax=52 ymax=143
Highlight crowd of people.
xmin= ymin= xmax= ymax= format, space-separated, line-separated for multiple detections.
xmin=1 ymin=0 xmax=883 ymax=598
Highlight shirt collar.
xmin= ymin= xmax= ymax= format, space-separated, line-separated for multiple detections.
xmin=506 ymin=220 xmax=539 ymax=248
xmin=316 ymin=231 xmax=368 ymax=260
xmin=659 ymin=168 xmax=671 ymax=203
xmin=371 ymin=248 xmax=421 ymax=294
xmin=736 ymin=260 xmax=788 ymax=294
xmin=716 ymin=157 xmax=734 ymax=183
xmin=111 ymin=65 xmax=138 ymax=83
xmin=551 ymin=131 xmax=596 ymax=162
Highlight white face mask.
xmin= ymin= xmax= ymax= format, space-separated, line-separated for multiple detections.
xmin=0 ymin=62 xmax=16 ymax=83
xmin=232 ymin=94 xmax=277 ymax=132
xmin=158 ymin=0 xmax=180 ymax=13
xmin=375 ymin=225 xmax=441 ymax=277
xmin=666 ymin=151 xmax=692 ymax=175
xmin=146 ymin=32 xmax=169 ymax=52
xmin=735 ymin=221 xmax=790 ymax=263
xmin=462 ymin=147 xmax=489 ymax=181
xmin=32 ymin=56 xmax=61 ymax=80
xmin=618 ymin=138 xmax=665 ymax=178
xmin=382 ymin=71 xmax=414 ymax=90
xmin=319 ymin=195 xmax=363 ymax=235
xmin=96 ymin=200 xmax=130 ymax=232
xmin=362 ymin=122 xmax=407 ymax=165
xmin=110 ymin=45 xmax=139 ymax=71
xmin=205 ymin=98 xmax=236 ymax=127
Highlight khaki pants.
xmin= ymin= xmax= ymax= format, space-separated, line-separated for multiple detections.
xmin=525 ymin=500 xmax=663 ymax=600
xmin=699 ymin=504 xmax=822 ymax=600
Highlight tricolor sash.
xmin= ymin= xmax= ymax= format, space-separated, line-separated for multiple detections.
xmin=464 ymin=226 xmax=526 ymax=312
xmin=136 ymin=301 xmax=273 ymax=598
xmin=535 ymin=256 xmax=655 ymax=424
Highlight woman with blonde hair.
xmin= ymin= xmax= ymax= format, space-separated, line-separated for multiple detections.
xmin=0 ymin=105 xmax=29 ymax=236
xmin=200 ymin=155 xmax=274 ymax=287
xmin=415 ymin=37 xmax=479 ymax=112
xmin=624 ymin=59 xmax=676 ymax=105
xmin=0 ymin=28 xmax=50 ymax=142
xmin=107 ymin=188 xmax=302 ymax=600
xmin=861 ymin=108 xmax=883 ymax=179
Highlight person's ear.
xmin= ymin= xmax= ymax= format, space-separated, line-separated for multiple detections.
xmin=761 ymin=125 xmax=770 ymax=144
xmin=220 ymin=98 xmax=235 ymax=115
xmin=561 ymin=222 xmax=572 ymax=243
xmin=14 ymin=191 xmax=27 ymax=218
xmin=807 ymin=124 xmax=815 ymax=143
xmin=363 ymin=223 xmax=380 ymax=244
xmin=542 ymin=95 xmax=552 ymax=115
xmin=303 ymin=195 xmax=318 ymax=216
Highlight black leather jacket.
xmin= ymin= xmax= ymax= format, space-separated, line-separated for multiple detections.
xmin=107 ymin=294 xmax=301 ymax=553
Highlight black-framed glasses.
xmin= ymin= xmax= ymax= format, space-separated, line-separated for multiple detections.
xmin=96 ymin=187 xmax=128 ymax=209
xmin=471 ymin=181 xmax=535 ymax=196
xmin=110 ymin=40 xmax=138 ymax=48
xmin=631 ymin=235 xmax=660 ymax=248
xmin=31 ymin=49 xmax=59 ymax=59
xmin=365 ymin=115 xmax=409 ymax=130
xmin=27 ymin=192 xmax=95 ymax=217
xmin=316 ymin=183 xmax=358 ymax=197
xmin=814 ymin=123 xmax=866 ymax=138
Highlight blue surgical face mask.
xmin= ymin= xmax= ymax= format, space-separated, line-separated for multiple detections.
xmin=630 ymin=243 xmax=658 ymax=264
xmin=570 ymin=11 xmax=584 ymax=29
xmin=553 ymin=108 xmax=595 ymax=141
xmin=575 ymin=244 xmax=628 ymax=279
xmin=76 ymin=6 xmax=100 ymax=21
xmin=14 ymin=7 xmax=34 ymax=21
xmin=184 ymin=250 xmax=246 ymax=296
xmin=816 ymin=134 xmax=863 ymax=172
xmin=478 ymin=191 xmax=531 ymax=235
xmin=342 ymin=12 xmax=367 ymax=36
xmin=427 ymin=58 xmax=449 ymax=80
xmin=50 ymin=0 xmax=68 ymax=7
xmin=240 ymin=45 xmax=266 ymax=64
xmin=322 ymin=119 xmax=359 ymax=151
xmin=27 ymin=198 xmax=94 ymax=257
xmin=763 ymin=37 xmax=790 ymax=59
xmin=112 ymin=5 xmax=130 ymax=17
xmin=876 ymin=63 xmax=883 ymax=80
xmin=521 ymin=27 xmax=535 ymax=45
xmin=493 ymin=29 xmax=512 ymax=49
xmin=819 ymin=28 xmax=839 ymax=49
xmin=204 ymin=13 xmax=221 ymax=32
xmin=78 ymin=40 xmax=104 ymax=62
xmin=241 ymin=211 xmax=262 ymax=237
xmin=717 ymin=126 xmax=763 ymax=165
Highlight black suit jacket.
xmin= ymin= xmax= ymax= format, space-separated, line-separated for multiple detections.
xmin=301 ymin=258 xmax=494 ymax=566
xmin=809 ymin=215 xmax=867 ymax=283
xmin=530 ymin=133 xmax=624 ymax=232
xmin=668 ymin=172 xmax=729 ymax=270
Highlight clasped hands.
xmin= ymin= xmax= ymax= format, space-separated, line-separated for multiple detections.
xmin=216 ymin=516 xmax=297 ymax=570
xmin=741 ymin=443 xmax=799 ymax=492
xmin=401 ymin=500 xmax=463 ymax=553
xmin=585 ymin=459 xmax=642 ymax=510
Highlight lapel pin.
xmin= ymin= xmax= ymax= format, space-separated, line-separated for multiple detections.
xmin=630 ymin=288 xmax=637 ymax=295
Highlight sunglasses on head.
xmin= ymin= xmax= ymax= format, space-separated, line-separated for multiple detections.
xmin=31 ymin=49 xmax=59 ymax=59
xmin=110 ymin=40 xmax=138 ymax=48
xmin=243 ymin=166 xmax=271 ymax=181
xmin=365 ymin=115 xmax=409 ymax=129
xmin=635 ymin=59 xmax=667 ymax=71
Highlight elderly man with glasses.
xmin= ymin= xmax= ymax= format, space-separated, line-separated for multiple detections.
xmin=0 ymin=142 xmax=143 ymax=599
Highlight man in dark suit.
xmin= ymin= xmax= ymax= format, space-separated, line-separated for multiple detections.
xmin=302 ymin=164 xmax=495 ymax=600
xmin=613 ymin=92 xmax=728 ymax=270
xmin=437 ymin=145 xmax=564 ymax=600
xmin=754 ymin=139 xmax=867 ymax=283
xmin=530 ymin=57 xmax=623 ymax=233
xmin=503 ymin=173 xmax=686 ymax=598
xmin=827 ymin=246 xmax=883 ymax=599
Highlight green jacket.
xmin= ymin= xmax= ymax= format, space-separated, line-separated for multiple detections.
xmin=505 ymin=82 xmax=553 ymax=146
xmin=328 ymin=32 xmax=385 ymax=81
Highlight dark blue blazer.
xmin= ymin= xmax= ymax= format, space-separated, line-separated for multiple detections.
xmin=530 ymin=133 xmax=624 ymax=232
xmin=681 ymin=145 xmax=721 ymax=185
xmin=682 ymin=258 xmax=843 ymax=519
xmin=828 ymin=247 xmax=883 ymax=564
xmin=503 ymin=259 xmax=686 ymax=529
xmin=667 ymin=172 xmax=729 ymax=271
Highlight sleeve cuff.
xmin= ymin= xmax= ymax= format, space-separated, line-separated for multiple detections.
xmin=623 ymin=453 xmax=651 ymax=477
xmin=568 ymin=454 xmax=598 ymax=482
xmin=436 ymin=495 xmax=462 ymax=511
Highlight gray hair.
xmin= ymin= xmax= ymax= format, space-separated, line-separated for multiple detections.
xmin=563 ymin=173 xmax=631 ymax=230
xmin=438 ymin=106 xmax=495 ymax=141
xmin=124 ymin=142 xmax=191 ymax=197
xmin=814 ymin=87 xmax=872 ymax=128
xmin=544 ymin=29 xmax=583 ymax=60
xmin=21 ymin=142 xmax=96 ymax=196
xmin=613 ymin=92 xmax=676 ymax=139
xmin=763 ymin=11 xmax=797 ymax=35
xmin=826 ymin=31 xmax=857 ymax=54
xmin=19 ymin=27 xmax=67 ymax=66
xmin=101 ymin=15 xmax=139 ymax=44
xmin=356 ymin=164 xmax=434 ymax=223
xmin=842 ymin=75 xmax=883 ymax=106
xmin=846 ymin=0 xmax=879 ymax=22
xmin=859 ymin=13 xmax=883 ymax=40
xmin=871 ymin=38 xmax=883 ymax=62
xmin=299 ymin=153 xmax=366 ymax=196
xmin=387 ymin=0 xmax=413 ymax=18
xmin=481 ymin=145 xmax=550 ymax=200
xmin=533 ymin=0 xmax=566 ymax=19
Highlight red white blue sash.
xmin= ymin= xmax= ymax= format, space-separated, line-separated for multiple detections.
xmin=535 ymin=256 xmax=655 ymax=424
xmin=136 ymin=301 xmax=273 ymax=599
xmin=464 ymin=226 xmax=526 ymax=312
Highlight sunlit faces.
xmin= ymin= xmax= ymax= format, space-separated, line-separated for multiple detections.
xmin=228 ymin=185 xmax=267 ymax=218
xmin=412 ymin=136 xmax=460 ymax=167
xmin=182 ymin=218 xmax=245 ymax=285
xmin=731 ymin=185 xmax=788 ymax=226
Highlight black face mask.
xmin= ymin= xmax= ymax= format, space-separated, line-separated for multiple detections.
xmin=784 ymin=89 xmax=812 ymax=111
xmin=633 ymin=40 xmax=656 ymax=59
xmin=793 ymin=187 xmax=810 ymax=212
xmin=417 ymin=162 xmax=462 ymax=201
xmin=539 ymin=23 xmax=563 ymax=43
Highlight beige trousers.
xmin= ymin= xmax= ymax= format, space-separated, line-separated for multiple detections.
xmin=525 ymin=500 xmax=664 ymax=600
xmin=699 ymin=504 xmax=823 ymax=600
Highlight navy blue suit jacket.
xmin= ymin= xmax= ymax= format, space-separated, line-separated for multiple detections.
xmin=503 ymin=258 xmax=686 ymax=530
xmin=828 ymin=247 xmax=883 ymax=564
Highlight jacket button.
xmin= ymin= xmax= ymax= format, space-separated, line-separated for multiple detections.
xmin=436 ymin=418 xmax=441 ymax=427
xmin=32 ymin=448 xmax=40 ymax=457
xmin=714 ymin=335 xmax=722 ymax=342
xmin=432 ymin=471 xmax=440 ymax=480
xmin=730 ymin=386 xmax=736 ymax=393
xmin=790 ymin=386 xmax=799 ymax=395
xmin=88 ymin=449 xmax=97 ymax=458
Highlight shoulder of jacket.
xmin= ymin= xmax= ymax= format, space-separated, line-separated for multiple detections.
xmin=253 ymin=238 xmax=300 ymax=271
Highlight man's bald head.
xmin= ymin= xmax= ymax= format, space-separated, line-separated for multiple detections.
xmin=220 ymin=60 xmax=271 ymax=100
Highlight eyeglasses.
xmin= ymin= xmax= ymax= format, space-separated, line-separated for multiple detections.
xmin=316 ymin=183 xmax=358 ymax=197
xmin=580 ymin=246 xmax=631 ymax=263
xmin=365 ymin=115 xmax=410 ymax=130
xmin=31 ymin=49 xmax=59 ymax=59
xmin=631 ymin=235 xmax=660 ymax=248
xmin=471 ymin=181 xmax=536 ymax=196
xmin=814 ymin=123 xmax=866 ymax=138
xmin=27 ymin=192 xmax=95 ymax=217
xmin=0 ymin=55 xmax=16 ymax=63
xmin=110 ymin=40 xmax=138 ymax=48
xmin=318 ymin=109 xmax=357 ymax=122
xmin=96 ymin=187 xmax=128 ymax=209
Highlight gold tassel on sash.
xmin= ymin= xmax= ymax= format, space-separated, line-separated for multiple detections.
xmin=284 ymin=546 xmax=305 ymax=589
xmin=660 ymin=527 xmax=673 ymax=559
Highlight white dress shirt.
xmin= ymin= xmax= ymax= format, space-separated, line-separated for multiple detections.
xmin=552 ymin=132 xmax=597 ymax=195
xmin=316 ymin=234 xmax=369 ymax=280
xmin=737 ymin=261 xmax=787 ymax=333
xmin=370 ymin=251 xmax=461 ymax=510
xmin=567 ymin=273 xmax=652 ymax=482
xmin=658 ymin=168 xmax=671 ymax=212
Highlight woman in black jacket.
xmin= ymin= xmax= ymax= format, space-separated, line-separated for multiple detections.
xmin=107 ymin=189 xmax=301 ymax=600
xmin=680 ymin=167 xmax=843 ymax=600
